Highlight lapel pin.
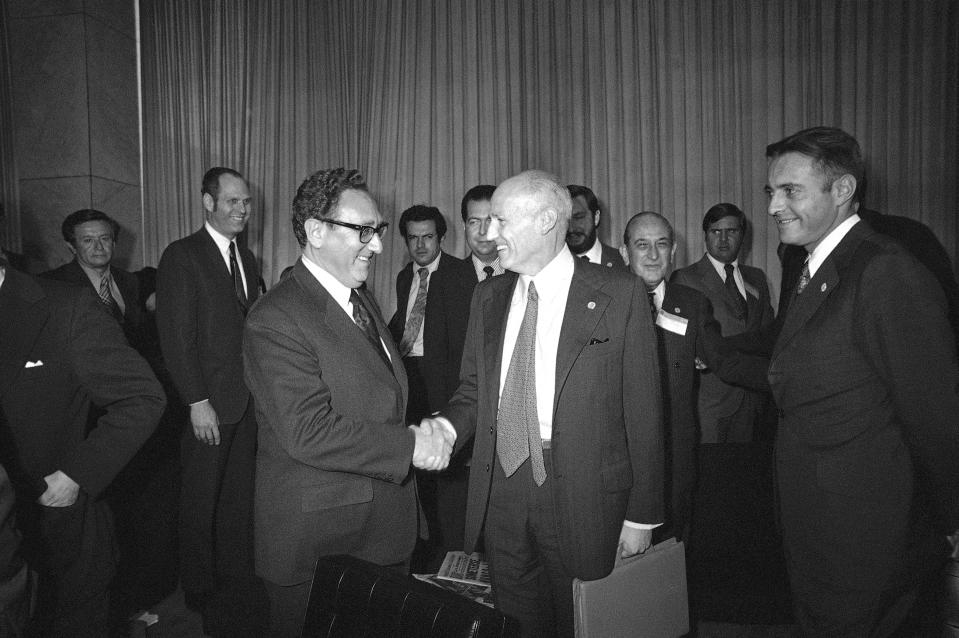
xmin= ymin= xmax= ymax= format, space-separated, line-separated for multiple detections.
xmin=674 ymin=307 xmax=680 ymax=313
xmin=587 ymin=301 xmax=596 ymax=310
xmin=821 ymin=283 xmax=827 ymax=292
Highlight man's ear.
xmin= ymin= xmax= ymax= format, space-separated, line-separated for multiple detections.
xmin=832 ymin=174 xmax=856 ymax=208
xmin=539 ymin=208 xmax=558 ymax=234
xmin=304 ymin=218 xmax=325 ymax=248
xmin=619 ymin=244 xmax=629 ymax=266
xmin=65 ymin=241 xmax=77 ymax=256
xmin=593 ymin=210 xmax=601 ymax=228
xmin=202 ymin=193 xmax=216 ymax=214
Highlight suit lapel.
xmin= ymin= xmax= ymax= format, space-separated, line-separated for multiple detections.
xmin=554 ymin=265 xmax=609 ymax=417
xmin=0 ymin=271 xmax=50 ymax=393
xmin=772 ymin=254 xmax=839 ymax=361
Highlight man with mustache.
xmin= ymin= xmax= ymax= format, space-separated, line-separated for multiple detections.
xmin=565 ymin=184 xmax=626 ymax=270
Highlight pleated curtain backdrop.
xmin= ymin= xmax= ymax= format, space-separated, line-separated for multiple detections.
xmin=139 ymin=0 xmax=958 ymax=314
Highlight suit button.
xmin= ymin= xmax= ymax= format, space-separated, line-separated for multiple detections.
xmin=489 ymin=426 xmax=493 ymax=435
xmin=485 ymin=464 xmax=490 ymax=472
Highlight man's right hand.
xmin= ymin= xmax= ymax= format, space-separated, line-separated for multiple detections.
xmin=410 ymin=420 xmax=453 ymax=471
xmin=191 ymin=400 xmax=221 ymax=445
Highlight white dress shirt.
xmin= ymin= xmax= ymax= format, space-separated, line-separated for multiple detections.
xmin=806 ymin=214 xmax=861 ymax=278
xmin=471 ymin=253 xmax=505 ymax=281
xmin=300 ymin=254 xmax=391 ymax=363
xmin=706 ymin=253 xmax=746 ymax=299
xmin=204 ymin=222 xmax=249 ymax=295
xmin=402 ymin=254 xmax=441 ymax=357
xmin=576 ymin=239 xmax=604 ymax=264
xmin=77 ymin=262 xmax=125 ymax=314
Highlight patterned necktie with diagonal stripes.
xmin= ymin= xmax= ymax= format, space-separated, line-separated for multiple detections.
xmin=399 ymin=267 xmax=429 ymax=357
xmin=496 ymin=281 xmax=546 ymax=486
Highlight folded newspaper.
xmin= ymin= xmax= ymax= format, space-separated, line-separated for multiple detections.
xmin=436 ymin=551 xmax=491 ymax=586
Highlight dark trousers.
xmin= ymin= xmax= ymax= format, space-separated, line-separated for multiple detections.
xmin=484 ymin=452 xmax=573 ymax=638
xmin=178 ymin=399 xmax=257 ymax=595
xmin=19 ymin=492 xmax=116 ymax=637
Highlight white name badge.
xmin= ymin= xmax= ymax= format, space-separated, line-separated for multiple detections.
xmin=656 ymin=309 xmax=688 ymax=336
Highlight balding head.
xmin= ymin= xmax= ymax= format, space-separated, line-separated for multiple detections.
xmin=621 ymin=212 xmax=677 ymax=290
xmin=488 ymin=170 xmax=572 ymax=275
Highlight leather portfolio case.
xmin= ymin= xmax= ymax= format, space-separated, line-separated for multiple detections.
xmin=573 ymin=537 xmax=689 ymax=638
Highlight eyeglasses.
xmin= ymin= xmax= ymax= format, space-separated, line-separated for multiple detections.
xmin=321 ymin=218 xmax=389 ymax=244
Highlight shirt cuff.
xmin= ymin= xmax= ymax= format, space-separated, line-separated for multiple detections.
xmin=623 ymin=520 xmax=662 ymax=530
xmin=189 ymin=399 xmax=210 ymax=407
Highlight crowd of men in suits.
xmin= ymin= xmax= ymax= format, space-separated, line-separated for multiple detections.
xmin=1 ymin=126 xmax=958 ymax=637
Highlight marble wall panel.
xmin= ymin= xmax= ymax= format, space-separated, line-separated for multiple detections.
xmin=85 ymin=0 xmax=136 ymax=39
xmin=87 ymin=15 xmax=139 ymax=185
xmin=18 ymin=175 xmax=92 ymax=269
xmin=6 ymin=0 xmax=84 ymax=19
xmin=92 ymin=176 xmax=142 ymax=269
xmin=10 ymin=14 xmax=90 ymax=179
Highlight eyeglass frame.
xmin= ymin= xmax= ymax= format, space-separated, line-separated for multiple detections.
xmin=320 ymin=218 xmax=389 ymax=244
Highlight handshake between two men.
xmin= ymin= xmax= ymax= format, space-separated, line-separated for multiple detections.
xmin=409 ymin=417 xmax=456 ymax=471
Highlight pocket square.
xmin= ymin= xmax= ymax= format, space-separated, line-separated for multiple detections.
xmin=588 ymin=337 xmax=609 ymax=345
xmin=24 ymin=360 xmax=43 ymax=368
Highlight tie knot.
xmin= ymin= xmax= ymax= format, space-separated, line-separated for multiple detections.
xmin=527 ymin=281 xmax=538 ymax=303
xmin=417 ymin=267 xmax=428 ymax=279
xmin=349 ymin=289 xmax=361 ymax=305
xmin=724 ymin=263 xmax=734 ymax=277
xmin=579 ymin=255 xmax=590 ymax=262
xmin=483 ymin=265 xmax=494 ymax=279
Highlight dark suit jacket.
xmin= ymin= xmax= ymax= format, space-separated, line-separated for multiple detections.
xmin=389 ymin=252 xmax=477 ymax=412
xmin=443 ymin=258 xmax=664 ymax=580
xmin=779 ymin=209 xmax=959 ymax=353
xmin=0 ymin=270 xmax=164 ymax=499
xmin=769 ymin=221 xmax=959 ymax=595
xmin=42 ymin=259 xmax=143 ymax=348
xmin=243 ymin=260 xmax=417 ymax=585
xmin=598 ymin=241 xmax=627 ymax=270
xmin=156 ymin=228 xmax=260 ymax=424
xmin=655 ymin=283 xmax=768 ymax=534
xmin=671 ymin=256 xmax=774 ymax=434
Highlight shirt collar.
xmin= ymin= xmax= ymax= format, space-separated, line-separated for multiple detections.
xmin=204 ymin=221 xmax=235 ymax=254
xmin=706 ymin=252 xmax=738 ymax=279
xmin=413 ymin=253 xmax=441 ymax=276
xmin=650 ymin=280 xmax=666 ymax=309
xmin=521 ymin=246 xmax=575 ymax=299
xmin=577 ymin=238 xmax=603 ymax=263
xmin=806 ymin=214 xmax=861 ymax=278
xmin=77 ymin=260 xmax=112 ymax=286
xmin=300 ymin=254 xmax=352 ymax=313
xmin=472 ymin=253 xmax=502 ymax=275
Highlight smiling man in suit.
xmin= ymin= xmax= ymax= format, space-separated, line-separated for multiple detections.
xmin=243 ymin=168 xmax=451 ymax=636
xmin=0 ymin=255 xmax=164 ymax=636
xmin=422 ymin=170 xmax=664 ymax=637
xmin=671 ymin=203 xmax=774 ymax=443
xmin=621 ymin=212 xmax=768 ymax=543
xmin=765 ymin=126 xmax=959 ymax=636
xmin=156 ymin=167 xmax=263 ymax=633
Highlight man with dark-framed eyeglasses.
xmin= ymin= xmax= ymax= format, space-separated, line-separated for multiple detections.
xmin=671 ymin=203 xmax=774 ymax=444
xmin=243 ymin=168 xmax=453 ymax=637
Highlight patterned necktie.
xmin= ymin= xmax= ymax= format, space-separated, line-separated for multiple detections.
xmin=350 ymin=289 xmax=391 ymax=370
xmin=724 ymin=263 xmax=748 ymax=320
xmin=647 ymin=291 xmax=657 ymax=316
xmin=98 ymin=274 xmax=123 ymax=323
xmin=229 ymin=242 xmax=247 ymax=309
xmin=483 ymin=265 xmax=494 ymax=280
xmin=399 ymin=267 xmax=429 ymax=357
xmin=796 ymin=258 xmax=811 ymax=295
xmin=496 ymin=281 xmax=546 ymax=486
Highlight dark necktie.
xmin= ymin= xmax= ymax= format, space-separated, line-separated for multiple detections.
xmin=350 ymin=289 xmax=391 ymax=370
xmin=98 ymin=274 xmax=123 ymax=323
xmin=483 ymin=265 xmax=494 ymax=280
xmin=796 ymin=259 xmax=811 ymax=295
xmin=229 ymin=242 xmax=247 ymax=310
xmin=399 ymin=267 xmax=428 ymax=357
xmin=496 ymin=281 xmax=546 ymax=486
xmin=579 ymin=255 xmax=590 ymax=262
xmin=724 ymin=263 xmax=748 ymax=320
xmin=647 ymin=291 xmax=657 ymax=317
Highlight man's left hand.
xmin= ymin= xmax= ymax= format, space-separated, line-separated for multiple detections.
xmin=618 ymin=525 xmax=652 ymax=559
xmin=38 ymin=470 xmax=80 ymax=507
